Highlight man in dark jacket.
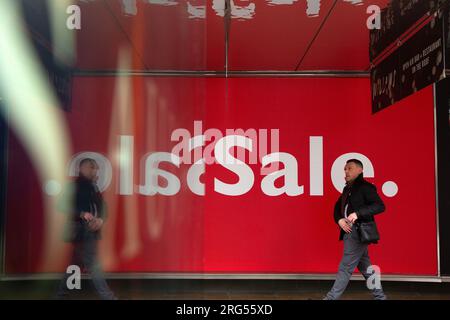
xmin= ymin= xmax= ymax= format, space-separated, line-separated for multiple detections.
xmin=57 ymin=158 xmax=116 ymax=300
xmin=324 ymin=159 xmax=386 ymax=300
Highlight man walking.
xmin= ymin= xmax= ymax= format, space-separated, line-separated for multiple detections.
xmin=57 ymin=158 xmax=116 ymax=300
xmin=324 ymin=159 xmax=387 ymax=300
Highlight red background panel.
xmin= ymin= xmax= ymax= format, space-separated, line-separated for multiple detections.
xmin=203 ymin=78 xmax=437 ymax=275
xmin=4 ymin=77 xmax=438 ymax=275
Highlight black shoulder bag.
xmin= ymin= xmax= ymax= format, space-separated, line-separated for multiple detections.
xmin=356 ymin=221 xmax=380 ymax=244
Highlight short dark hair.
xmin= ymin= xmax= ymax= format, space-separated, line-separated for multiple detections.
xmin=346 ymin=159 xmax=363 ymax=169
xmin=79 ymin=158 xmax=97 ymax=169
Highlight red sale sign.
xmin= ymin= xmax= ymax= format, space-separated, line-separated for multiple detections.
xmin=4 ymin=77 xmax=438 ymax=276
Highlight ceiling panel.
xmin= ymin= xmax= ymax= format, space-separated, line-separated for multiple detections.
xmin=299 ymin=0 xmax=390 ymax=71
xmin=58 ymin=0 xmax=391 ymax=72
xmin=227 ymin=0 xmax=337 ymax=71
xmin=74 ymin=0 xmax=146 ymax=70
xmin=75 ymin=0 xmax=225 ymax=71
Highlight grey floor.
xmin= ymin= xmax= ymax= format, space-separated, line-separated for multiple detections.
xmin=2 ymin=279 xmax=450 ymax=300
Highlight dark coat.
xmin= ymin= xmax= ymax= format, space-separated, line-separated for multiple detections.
xmin=65 ymin=175 xmax=107 ymax=242
xmin=333 ymin=173 xmax=385 ymax=243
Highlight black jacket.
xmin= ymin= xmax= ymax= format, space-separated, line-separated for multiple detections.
xmin=75 ymin=176 xmax=105 ymax=220
xmin=68 ymin=176 xmax=107 ymax=242
xmin=333 ymin=173 xmax=385 ymax=243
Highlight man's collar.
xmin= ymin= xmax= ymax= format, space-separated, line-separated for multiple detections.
xmin=77 ymin=174 xmax=92 ymax=183
xmin=345 ymin=173 xmax=364 ymax=187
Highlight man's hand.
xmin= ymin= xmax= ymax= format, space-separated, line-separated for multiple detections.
xmin=95 ymin=218 xmax=104 ymax=230
xmin=88 ymin=218 xmax=104 ymax=231
xmin=80 ymin=212 xmax=94 ymax=222
xmin=338 ymin=218 xmax=352 ymax=233
xmin=347 ymin=212 xmax=358 ymax=224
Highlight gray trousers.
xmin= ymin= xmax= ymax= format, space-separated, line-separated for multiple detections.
xmin=326 ymin=228 xmax=386 ymax=300
xmin=57 ymin=231 xmax=115 ymax=300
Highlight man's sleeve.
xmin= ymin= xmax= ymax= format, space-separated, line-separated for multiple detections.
xmin=356 ymin=184 xmax=385 ymax=220
xmin=334 ymin=196 xmax=342 ymax=224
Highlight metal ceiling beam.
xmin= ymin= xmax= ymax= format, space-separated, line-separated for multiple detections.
xmin=294 ymin=0 xmax=339 ymax=71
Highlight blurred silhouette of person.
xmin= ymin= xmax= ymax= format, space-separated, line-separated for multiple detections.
xmin=56 ymin=158 xmax=116 ymax=300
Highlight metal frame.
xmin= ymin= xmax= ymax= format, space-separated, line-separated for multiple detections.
xmin=0 ymin=71 xmax=443 ymax=283
xmin=72 ymin=70 xmax=370 ymax=78
xmin=433 ymin=84 xmax=442 ymax=278
xmin=0 ymin=99 xmax=8 ymax=277
xmin=0 ymin=273 xmax=444 ymax=283
xmin=0 ymin=0 xmax=444 ymax=285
